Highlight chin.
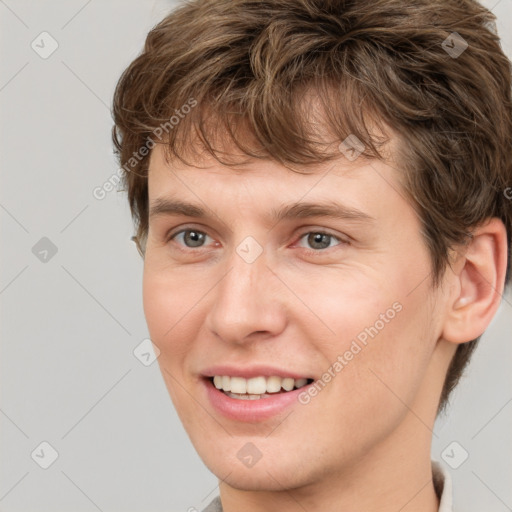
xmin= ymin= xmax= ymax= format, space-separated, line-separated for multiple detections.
xmin=214 ymin=462 xmax=309 ymax=492
xmin=195 ymin=440 xmax=315 ymax=492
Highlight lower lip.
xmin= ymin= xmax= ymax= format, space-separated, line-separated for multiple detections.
xmin=202 ymin=378 xmax=305 ymax=422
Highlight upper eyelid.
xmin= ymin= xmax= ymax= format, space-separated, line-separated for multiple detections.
xmin=294 ymin=231 xmax=347 ymax=250
xmin=167 ymin=224 xmax=213 ymax=239
xmin=298 ymin=228 xmax=343 ymax=239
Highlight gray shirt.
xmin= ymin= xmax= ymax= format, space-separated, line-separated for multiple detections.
xmin=201 ymin=460 xmax=453 ymax=512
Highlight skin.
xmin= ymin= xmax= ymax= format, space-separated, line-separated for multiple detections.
xmin=142 ymin=139 xmax=507 ymax=512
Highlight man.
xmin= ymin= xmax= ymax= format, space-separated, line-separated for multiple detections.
xmin=112 ymin=0 xmax=512 ymax=510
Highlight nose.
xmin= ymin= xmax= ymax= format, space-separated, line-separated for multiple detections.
xmin=204 ymin=249 xmax=287 ymax=345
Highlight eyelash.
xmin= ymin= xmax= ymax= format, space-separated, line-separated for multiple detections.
xmin=167 ymin=227 xmax=347 ymax=255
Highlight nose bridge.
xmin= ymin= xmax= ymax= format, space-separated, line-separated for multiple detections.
xmin=225 ymin=254 xmax=260 ymax=307
xmin=206 ymin=243 xmax=285 ymax=343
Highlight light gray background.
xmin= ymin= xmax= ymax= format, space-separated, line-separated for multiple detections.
xmin=0 ymin=1 xmax=511 ymax=511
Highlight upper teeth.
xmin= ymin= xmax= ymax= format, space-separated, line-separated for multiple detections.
xmin=213 ymin=375 xmax=309 ymax=394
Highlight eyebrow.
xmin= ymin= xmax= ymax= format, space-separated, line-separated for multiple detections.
xmin=149 ymin=198 xmax=374 ymax=224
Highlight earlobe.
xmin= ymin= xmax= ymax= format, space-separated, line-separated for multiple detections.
xmin=441 ymin=218 xmax=508 ymax=345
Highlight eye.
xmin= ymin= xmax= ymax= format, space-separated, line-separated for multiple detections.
xmin=170 ymin=228 xmax=214 ymax=248
xmin=296 ymin=231 xmax=344 ymax=251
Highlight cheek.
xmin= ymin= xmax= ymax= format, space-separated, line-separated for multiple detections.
xmin=281 ymin=267 xmax=398 ymax=351
xmin=142 ymin=270 xmax=172 ymax=342
xmin=286 ymin=260 xmax=436 ymax=405
xmin=349 ymin=292 xmax=435 ymax=417
xmin=142 ymin=266 xmax=202 ymax=360
xmin=142 ymin=267 xmax=210 ymax=423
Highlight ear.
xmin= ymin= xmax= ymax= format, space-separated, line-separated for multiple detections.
xmin=441 ymin=218 xmax=508 ymax=344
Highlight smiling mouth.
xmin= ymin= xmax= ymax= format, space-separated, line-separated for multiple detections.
xmin=208 ymin=375 xmax=314 ymax=400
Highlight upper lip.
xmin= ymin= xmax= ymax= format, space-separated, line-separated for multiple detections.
xmin=201 ymin=364 xmax=313 ymax=380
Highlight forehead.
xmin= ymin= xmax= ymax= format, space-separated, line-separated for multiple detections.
xmin=147 ymin=141 xmax=387 ymax=188
xmin=146 ymin=142 xmax=412 ymax=238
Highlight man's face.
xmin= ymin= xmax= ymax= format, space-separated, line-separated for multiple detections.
xmin=143 ymin=142 xmax=449 ymax=490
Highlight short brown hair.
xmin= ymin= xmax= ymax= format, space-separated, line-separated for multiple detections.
xmin=112 ymin=0 xmax=512 ymax=414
